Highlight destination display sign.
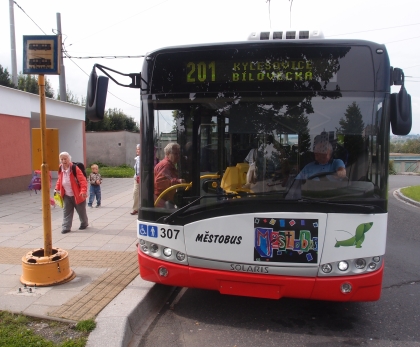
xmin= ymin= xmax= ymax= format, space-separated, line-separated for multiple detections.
xmin=150 ymin=45 xmax=373 ymax=93
xmin=186 ymin=59 xmax=317 ymax=83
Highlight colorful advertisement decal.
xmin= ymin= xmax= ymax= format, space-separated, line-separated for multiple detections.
xmin=254 ymin=217 xmax=318 ymax=263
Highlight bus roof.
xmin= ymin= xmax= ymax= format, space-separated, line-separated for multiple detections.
xmin=146 ymin=38 xmax=386 ymax=57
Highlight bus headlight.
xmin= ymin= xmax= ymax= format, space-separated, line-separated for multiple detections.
xmin=338 ymin=261 xmax=349 ymax=271
xmin=355 ymin=258 xmax=366 ymax=269
xmin=163 ymin=248 xmax=172 ymax=257
xmin=138 ymin=239 xmax=187 ymax=264
xmin=319 ymin=256 xmax=383 ymax=276
xmin=321 ymin=263 xmax=332 ymax=273
xmin=368 ymin=262 xmax=377 ymax=270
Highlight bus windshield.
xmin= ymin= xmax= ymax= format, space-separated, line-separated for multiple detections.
xmin=142 ymin=91 xmax=387 ymax=215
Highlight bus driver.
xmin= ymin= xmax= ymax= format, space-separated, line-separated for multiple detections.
xmin=296 ymin=140 xmax=346 ymax=180
xmin=154 ymin=143 xmax=186 ymax=207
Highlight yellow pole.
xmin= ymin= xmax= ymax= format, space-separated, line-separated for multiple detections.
xmin=38 ymin=74 xmax=53 ymax=256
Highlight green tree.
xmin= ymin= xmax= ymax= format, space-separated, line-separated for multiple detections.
xmin=390 ymin=141 xmax=403 ymax=153
xmin=0 ymin=64 xmax=15 ymax=88
xmin=85 ymin=108 xmax=139 ymax=132
xmin=17 ymin=74 xmax=54 ymax=98
xmin=337 ymin=101 xmax=365 ymax=164
xmin=57 ymin=89 xmax=82 ymax=104
xmin=402 ymin=139 xmax=420 ymax=153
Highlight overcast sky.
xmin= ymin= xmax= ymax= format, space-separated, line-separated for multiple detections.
xmin=1 ymin=0 xmax=419 ymax=134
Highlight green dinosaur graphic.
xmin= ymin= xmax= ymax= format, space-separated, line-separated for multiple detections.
xmin=334 ymin=222 xmax=373 ymax=248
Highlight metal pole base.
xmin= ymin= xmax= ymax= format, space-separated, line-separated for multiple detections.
xmin=21 ymin=247 xmax=76 ymax=286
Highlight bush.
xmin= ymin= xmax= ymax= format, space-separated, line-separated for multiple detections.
xmin=86 ymin=165 xmax=134 ymax=178
xmin=389 ymin=160 xmax=396 ymax=175
xmin=88 ymin=161 xmax=108 ymax=168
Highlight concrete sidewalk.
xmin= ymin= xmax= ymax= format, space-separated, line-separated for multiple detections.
xmin=0 ymin=178 xmax=171 ymax=346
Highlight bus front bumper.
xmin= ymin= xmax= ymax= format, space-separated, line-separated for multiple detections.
xmin=138 ymin=249 xmax=383 ymax=302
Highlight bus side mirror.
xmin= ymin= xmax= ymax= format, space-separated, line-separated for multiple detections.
xmin=85 ymin=68 xmax=109 ymax=122
xmin=390 ymin=86 xmax=412 ymax=135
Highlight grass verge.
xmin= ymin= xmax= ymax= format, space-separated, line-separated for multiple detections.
xmin=400 ymin=185 xmax=420 ymax=202
xmin=0 ymin=311 xmax=95 ymax=347
xmin=86 ymin=164 xmax=134 ymax=178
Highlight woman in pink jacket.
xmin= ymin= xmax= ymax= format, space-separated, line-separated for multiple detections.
xmin=55 ymin=152 xmax=88 ymax=234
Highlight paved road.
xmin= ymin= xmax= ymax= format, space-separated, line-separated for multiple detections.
xmin=133 ymin=175 xmax=420 ymax=347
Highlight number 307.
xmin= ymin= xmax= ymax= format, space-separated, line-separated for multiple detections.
xmin=160 ymin=228 xmax=180 ymax=239
xmin=187 ymin=61 xmax=215 ymax=82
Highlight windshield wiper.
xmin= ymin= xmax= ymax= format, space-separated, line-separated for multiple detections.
xmin=162 ymin=194 xmax=239 ymax=223
xmin=161 ymin=190 xmax=298 ymax=223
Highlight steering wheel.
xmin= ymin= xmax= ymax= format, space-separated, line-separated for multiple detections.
xmin=154 ymin=183 xmax=191 ymax=207
xmin=308 ymin=171 xmax=335 ymax=180
xmin=154 ymin=174 xmax=220 ymax=207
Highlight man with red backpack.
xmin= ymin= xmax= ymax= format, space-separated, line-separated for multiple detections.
xmin=55 ymin=152 xmax=88 ymax=234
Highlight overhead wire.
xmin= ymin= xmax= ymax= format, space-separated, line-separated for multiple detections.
xmin=13 ymin=1 xmax=47 ymax=35
xmin=385 ymin=35 xmax=420 ymax=45
xmin=67 ymin=0 xmax=171 ymax=47
xmin=64 ymin=54 xmax=145 ymax=59
xmin=326 ymin=22 xmax=420 ymax=37
xmin=12 ymin=1 xmax=420 ymax=112
xmin=12 ymin=1 xmax=145 ymax=111
xmin=158 ymin=111 xmax=173 ymax=127
xmin=62 ymin=42 xmax=141 ymax=108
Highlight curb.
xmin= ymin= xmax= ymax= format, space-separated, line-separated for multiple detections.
xmin=86 ymin=276 xmax=174 ymax=347
xmin=394 ymin=188 xmax=420 ymax=208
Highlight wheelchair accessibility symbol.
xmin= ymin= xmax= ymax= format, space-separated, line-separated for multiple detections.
xmin=139 ymin=224 xmax=147 ymax=236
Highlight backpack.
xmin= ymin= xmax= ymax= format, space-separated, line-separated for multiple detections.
xmin=71 ymin=162 xmax=87 ymax=179
xmin=28 ymin=170 xmax=42 ymax=194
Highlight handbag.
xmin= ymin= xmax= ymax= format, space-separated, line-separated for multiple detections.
xmin=54 ymin=192 xmax=64 ymax=208
xmin=246 ymin=149 xmax=258 ymax=185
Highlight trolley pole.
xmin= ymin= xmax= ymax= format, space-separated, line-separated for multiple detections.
xmin=38 ymin=74 xmax=53 ymax=256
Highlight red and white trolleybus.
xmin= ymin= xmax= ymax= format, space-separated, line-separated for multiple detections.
xmin=86 ymin=30 xmax=412 ymax=301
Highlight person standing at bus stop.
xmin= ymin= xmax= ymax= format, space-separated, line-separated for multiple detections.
xmin=55 ymin=152 xmax=88 ymax=234
xmin=131 ymin=144 xmax=141 ymax=215
xmin=154 ymin=143 xmax=185 ymax=207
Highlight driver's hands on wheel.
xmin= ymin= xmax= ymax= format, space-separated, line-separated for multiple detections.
xmin=336 ymin=167 xmax=346 ymax=178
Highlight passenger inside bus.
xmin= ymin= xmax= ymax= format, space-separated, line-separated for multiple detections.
xmin=154 ymin=143 xmax=186 ymax=207
xmin=296 ymin=139 xmax=346 ymax=180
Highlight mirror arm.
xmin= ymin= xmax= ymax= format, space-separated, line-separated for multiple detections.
xmin=94 ymin=63 xmax=147 ymax=90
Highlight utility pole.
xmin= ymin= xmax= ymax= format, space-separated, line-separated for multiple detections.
xmin=57 ymin=13 xmax=67 ymax=101
xmin=9 ymin=0 xmax=18 ymax=86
